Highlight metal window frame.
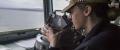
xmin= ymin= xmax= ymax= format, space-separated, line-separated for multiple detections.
xmin=43 ymin=0 xmax=53 ymax=24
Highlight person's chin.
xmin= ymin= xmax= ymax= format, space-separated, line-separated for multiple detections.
xmin=75 ymin=26 xmax=80 ymax=30
xmin=75 ymin=26 xmax=83 ymax=31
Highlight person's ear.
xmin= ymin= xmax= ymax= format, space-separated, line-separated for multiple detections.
xmin=83 ymin=5 xmax=92 ymax=16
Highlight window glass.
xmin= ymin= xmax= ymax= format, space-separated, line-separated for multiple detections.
xmin=0 ymin=0 xmax=44 ymax=32
xmin=53 ymin=0 xmax=69 ymax=11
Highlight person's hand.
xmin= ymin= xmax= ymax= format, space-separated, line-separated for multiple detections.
xmin=41 ymin=25 xmax=60 ymax=47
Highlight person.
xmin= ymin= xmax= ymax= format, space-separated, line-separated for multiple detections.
xmin=42 ymin=0 xmax=120 ymax=50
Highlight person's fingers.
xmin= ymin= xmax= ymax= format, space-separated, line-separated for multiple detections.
xmin=41 ymin=26 xmax=54 ymax=37
xmin=44 ymin=24 xmax=49 ymax=29
xmin=44 ymin=30 xmax=56 ymax=42
xmin=40 ymin=27 xmax=49 ymax=36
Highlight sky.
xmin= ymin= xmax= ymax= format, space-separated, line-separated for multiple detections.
xmin=53 ymin=0 xmax=69 ymax=10
xmin=0 ymin=0 xmax=43 ymax=9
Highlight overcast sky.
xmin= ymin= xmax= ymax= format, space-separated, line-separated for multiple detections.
xmin=0 ymin=0 xmax=69 ymax=10
xmin=0 ymin=0 xmax=43 ymax=9
xmin=53 ymin=0 xmax=69 ymax=10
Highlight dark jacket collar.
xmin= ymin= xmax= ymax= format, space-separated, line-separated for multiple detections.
xmin=81 ymin=20 xmax=111 ymax=42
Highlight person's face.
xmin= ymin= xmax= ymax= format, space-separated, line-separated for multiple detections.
xmin=69 ymin=6 xmax=87 ymax=30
